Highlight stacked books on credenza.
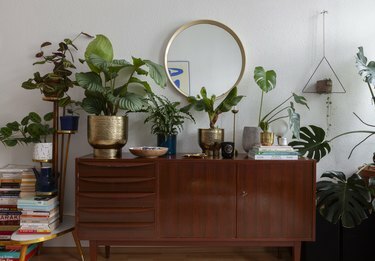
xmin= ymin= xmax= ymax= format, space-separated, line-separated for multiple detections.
xmin=248 ymin=145 xmax=299 ymax=160
xmin=17 ymin=195 xmax=59 ymax=234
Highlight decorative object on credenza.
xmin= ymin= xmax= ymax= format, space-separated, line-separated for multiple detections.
xmin=184 ymin=86 xmax=244 ymax=157
xmin=75 ymin=34 xmax=167 ymax=158
xmin=242 ymin=126 xmax=261 ymax=153
xmin=231 ymin=106 xmax=239 ymax=156
xmin=129 ymin=146 xmax=168 ymax=158
xmin=143 ymin=92 xmax=195 ymax=155
xmin=221 ymin=141 xmax=234 ymax=159
xmin=254 ymin=66 xmax=309 ymax=145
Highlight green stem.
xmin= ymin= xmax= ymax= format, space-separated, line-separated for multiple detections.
xmin=367 ymin=82 xmax=375 ymax=104
xmin=258 ymin=91 xmax=264 ymax=125
xmin=266 ymin=106 xmax=289 ymax=122
xmin=327 ymin=130 xmax=375 ymax=143
xmin=261 ymin=95 xmax=292 ymax=124
xmin=269 ymin=115 xmax=288 ymax=124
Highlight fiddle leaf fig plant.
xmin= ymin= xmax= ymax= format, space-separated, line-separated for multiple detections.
xmin=75 ymin=34 xmax=167 ymax=115
xmin=184 ymin=86 xmax=244 ymax=129
xmin=254 ymin=66 xmax=309 ymax=138
xmin=0 ymin=112 xmax=54 ymax=146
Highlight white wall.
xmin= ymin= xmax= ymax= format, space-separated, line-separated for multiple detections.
xmin=1 ymin=0 xmax=375 ymax=246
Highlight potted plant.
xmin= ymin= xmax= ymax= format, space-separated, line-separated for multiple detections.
xmin=75 ymin=34 xmax=167 ymax=158
xmin=254 ymin=66 xmax=309 ymax=145
xmin=0 ymin=112 xmax=54 ymax=160
xmin=184 ymin=86 xmax=244 ymax=156
xmin=143 ymin=93 xmax=195 ymax=155
xmin=316 ymin=78 xmax=333 ymax=93
xmin=21 ymin=32 xmax=92 ymax=101
xmin=59 ymin=100 xmax=81 ymax=131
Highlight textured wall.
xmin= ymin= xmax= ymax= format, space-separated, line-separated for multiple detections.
xmin=0 ymin=0 xmax=374 ymax=246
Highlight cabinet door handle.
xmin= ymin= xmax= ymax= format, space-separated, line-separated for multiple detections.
xmin=241 ymin=191 xmax=248 ymax=197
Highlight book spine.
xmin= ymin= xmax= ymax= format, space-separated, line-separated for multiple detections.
xmin=249 ymin=154 xmax=298 ymax=160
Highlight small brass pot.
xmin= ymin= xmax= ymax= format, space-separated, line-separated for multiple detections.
xmin=260 ymin=131 xmax=274 ymax=146
xmin=198 ymin=128 xmax=224 ymax=157
xmin=87 ymin=115 xmax=128 ymax=158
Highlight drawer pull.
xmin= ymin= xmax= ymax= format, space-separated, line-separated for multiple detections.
xmin=80 ymin=177 xmax=155 ymax=184
xmin=241 ymin=191 xmax=248 ymax=197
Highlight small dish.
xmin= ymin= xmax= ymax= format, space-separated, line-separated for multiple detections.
xmin=129 ymin=146 xmax=168 ymax=158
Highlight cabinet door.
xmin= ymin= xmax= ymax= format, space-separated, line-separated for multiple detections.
xmin=159 ymin=161 xmax=236 ymax=238
xmin=237 ymin=161 xmax=315 ymax=240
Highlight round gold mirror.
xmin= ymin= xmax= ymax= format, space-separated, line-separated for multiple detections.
xmin=164 ymin=20 xmax=246 ymax=98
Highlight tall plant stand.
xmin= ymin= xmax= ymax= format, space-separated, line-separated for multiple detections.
xmin=2 ymin=97 xmax=85 ymax=261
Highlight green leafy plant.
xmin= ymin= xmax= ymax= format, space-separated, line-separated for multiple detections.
xmin=75 ymin=34 xmax=167 ymax=116
xmin=317 ymin=170 xmax=373 ymax=228
xmin=254 ymin=66 xmax=309 ymax=139
xmin=143 ymin=93 xmax=195 ymax=135
xmin=0 ymin=112 xmax=54 ymax=146
xmin=21 ymin=32 xmax=92 ymax=103
xmin=184 ymin=86 xmax=244 ymax=129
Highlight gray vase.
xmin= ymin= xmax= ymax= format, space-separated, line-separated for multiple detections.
xmin=242 ymin=126 xmax=261 ymax=152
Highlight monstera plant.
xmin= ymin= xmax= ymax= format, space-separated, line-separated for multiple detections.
xmin=289 ymin=47 xmax=375 ymax=228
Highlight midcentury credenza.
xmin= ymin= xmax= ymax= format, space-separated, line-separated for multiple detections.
xmin=75 ymin=154 xmax=316 ymax=261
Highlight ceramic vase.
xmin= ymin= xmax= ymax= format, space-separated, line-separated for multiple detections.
xmin=157 ymin=134 xmax=177 ymax=155
xmin=33 ymin=142 xmax=53 ymax=161
xmin=242 ymin=126 xmax=261 ymax=152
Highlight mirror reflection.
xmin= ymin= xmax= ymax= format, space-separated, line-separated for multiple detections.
xmin=165 ymin=20 xmax=246 ymax=98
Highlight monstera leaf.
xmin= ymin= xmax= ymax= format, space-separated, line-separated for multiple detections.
xmin=317 ymin=171 xmax=371 ymax=228
xmin=356 ymin=47 xmax=375 ymax=86
xmin=289 ymin=125 xmax=330 ymax=162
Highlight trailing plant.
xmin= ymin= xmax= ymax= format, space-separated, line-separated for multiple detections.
xmin=184 ymin=86 xmax=244 ymax=129
xmin=0 ymin=112 xmax=54 ymax=146
xmin=21 ymin=32 xmax=92 ymax=103
xmin=254 ymin=66 xmax=309 ymax=139
xmin=143 ymin=93 xmax=195 ymax=135
xmin=75 ymin=34 xmax=167 ymax=116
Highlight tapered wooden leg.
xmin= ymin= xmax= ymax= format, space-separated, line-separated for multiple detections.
xmin=19 ymin=245 xmax=28 ymax=261
xmin=72 ymin=229 xmax=85 ymax=261
xmin=293 ymin=241 xmax=301 ymax=261
xmin=105 ymin=245 xmax=110 ymax=258
xmin=89 ymin=240 xmax=97 ymax=261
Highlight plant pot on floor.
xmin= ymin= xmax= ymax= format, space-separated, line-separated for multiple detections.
xmin=60 ymin=115 xmax=79 ymax=131
xmin=198 ymin=128 xmax=224 ymax=157
xmin=87 ymin=115 xmax=128 ymax=159
xmin=157 ymin=134 xmax=176 ymax=155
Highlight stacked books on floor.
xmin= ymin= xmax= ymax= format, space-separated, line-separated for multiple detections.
xmin=248 ymin=145 xmax=299 ymax=160
xmin=17 ymin=195 xmax=59 ymax=234
xmin=0 ymin=165 xmax=30 ymax=241
xmin=0 ymin=243 xmax=40 ymax=261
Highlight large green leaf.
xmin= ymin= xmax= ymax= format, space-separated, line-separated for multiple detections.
xmin=144 ymin=60 xmax=167 ymax=88
xmin=75 ymin=72 xmax=103 ymax=93
xmin=317 ymin=171 xmax=371 ymax=228
xmin=81 ymin=96 xmax=105 ymax=115
xmin=216 ymin=86 xmax=244 ymax=114
xmin=356 ymin=47 xmax=375 ymax=86
xmin=254 ymin=66 xmax=276 ymax=93
xmin=84 ymin=34 xmax=114 ymax=73
xmin=289 ymin=125 xmax=330 ymax=162
xmin=115 ymin=92 xmax=146 ymax=112
xmin=292 ymin=93 xmax=309 ymax=109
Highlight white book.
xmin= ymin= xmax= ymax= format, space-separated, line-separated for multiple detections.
xmin=248 ymin=153 xmax=298 ymax=160
xmin=253 ymin=145 xmax=295 ymax=152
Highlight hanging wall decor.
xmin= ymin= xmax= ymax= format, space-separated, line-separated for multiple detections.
xmin=302 ymin=10 xmax=346 ymax=94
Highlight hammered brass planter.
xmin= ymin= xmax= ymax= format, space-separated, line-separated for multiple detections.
xmin=260 ymin=131 xmax=274 ymax=146
xmin=87 ymin=115 xmax=128 ymax=158
xmin=198 ymin=128 xmax=224 ymax=157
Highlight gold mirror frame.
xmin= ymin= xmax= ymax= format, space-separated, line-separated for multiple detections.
xmin=164 ymin=19 xmax=246 ymax=98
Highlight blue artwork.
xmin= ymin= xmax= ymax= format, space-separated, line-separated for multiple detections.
xmin=167 ymin=61 xmax=190 ymax=95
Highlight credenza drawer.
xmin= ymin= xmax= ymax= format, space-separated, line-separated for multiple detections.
xmin=77 ymin=161 xmax=155 ymax=178
xmin=78 ymin=207 xmax=155 ymax=223
xmin=78 ymin=176 xmax=155 ymax=192
xmin=77 ymin=193 xmax=155 ymax=208
xmin=77 ymin=222 xmax=155 ymax=239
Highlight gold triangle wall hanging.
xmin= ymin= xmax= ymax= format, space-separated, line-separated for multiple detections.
xmin=302 ymin=10 xmax=346 ymax=94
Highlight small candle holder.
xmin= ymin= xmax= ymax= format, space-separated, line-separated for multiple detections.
xmin=232 ymin=107 xmax=239 ymax=157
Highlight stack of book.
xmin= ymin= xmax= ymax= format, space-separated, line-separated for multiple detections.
xmin=17 ymin=195 xmax=59 ymax=234
xmin=0 ymin=243 xmax=39 ymax=261
xmin=248 ymin=145 xmax=299 ymax=160
xmin=0 ymin=165 xmax=29 ymax=240
xmin=19 ymin=170 xmax=36 ymax=199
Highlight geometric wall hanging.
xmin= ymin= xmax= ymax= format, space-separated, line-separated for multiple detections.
xmin=302 ymin=10 xmax=346 ymax=94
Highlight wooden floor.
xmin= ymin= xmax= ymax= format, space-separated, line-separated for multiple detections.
xmin=31 ymin=246 xmax=292 ymax=261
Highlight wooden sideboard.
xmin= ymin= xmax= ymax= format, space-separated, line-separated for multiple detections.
xmin=75 ymin=154 xmax=316 ymax=261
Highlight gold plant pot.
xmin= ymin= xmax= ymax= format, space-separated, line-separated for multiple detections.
xmin=260 ymin=131 xmax=274 ymax=146
xmin=87 ymin=115 xmax=128 ymax=159
xmin=198 ymin=128 xmax=224 ymax=157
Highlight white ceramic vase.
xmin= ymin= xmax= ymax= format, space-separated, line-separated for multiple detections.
xmin=33 ymin=142 xmax=53 ymax=161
